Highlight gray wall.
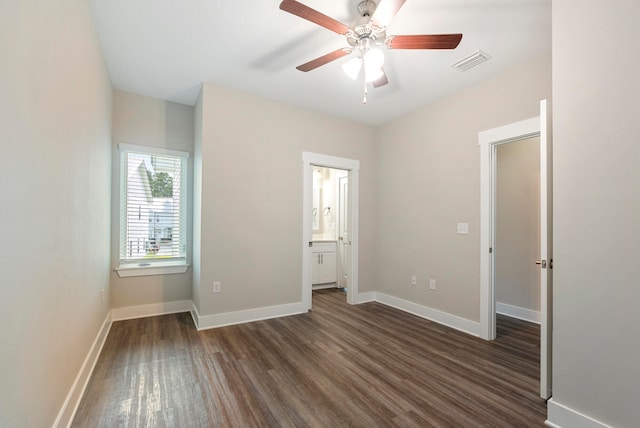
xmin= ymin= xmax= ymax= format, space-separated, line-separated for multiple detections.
xmin=551 ymin=1 xmax=640 ymax=426
xmin=0 ymin=0 xmax=112 ymax=426
xmin=496 ymin=138 xmax=541 ymax=313
xmin=110 ymin=91 xmax=194 ymax=308
xmin=194 ymin=83 xmax=378 ymax=316
xmin=374 ymin=54 xmax=551 ymax=323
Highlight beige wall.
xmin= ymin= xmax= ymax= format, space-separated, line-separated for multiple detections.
xmin=551 ymin=1 xmax=640 ymax=426
xmin=0 ymin=0 xmax=112 ymax=426
xmin=374 ymin=54 xmax=551 ymax=323
xmin=110 ymin=91 xmax=194 ymax=308
xmin=194 ymin=83 xmax=377 ymax=316
xmin=495 ymin=138 xmax=540 ymax=312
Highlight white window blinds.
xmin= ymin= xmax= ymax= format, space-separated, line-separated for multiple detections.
xmin=119 ymin=144 xmax=188 ymax=266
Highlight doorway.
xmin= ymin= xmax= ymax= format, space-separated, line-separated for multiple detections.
xmin=311 ymin=166 xmax=348 ymax=294
xmin=495 ymin=137 xmax=541 ymax=325
xmin=302 ymin=152 xmax=359 ymax=310
xmin=478 ymin=100 xmax=552 ymax=399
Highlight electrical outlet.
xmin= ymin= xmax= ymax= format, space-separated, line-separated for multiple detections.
xmin=213 ymin=281 xmax=221 ymax=293
xmin=411 ymin=275 xmax=417 ymax=286
xmin=429 ymin=279 xmax=436 ymax=290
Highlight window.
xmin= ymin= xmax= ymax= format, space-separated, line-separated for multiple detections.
xmin=116 ymin=143 xmax=189 ymax=277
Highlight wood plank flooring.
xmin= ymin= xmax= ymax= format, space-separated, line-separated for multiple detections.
xmin=73 ymin=289 xmax=546 ymax=427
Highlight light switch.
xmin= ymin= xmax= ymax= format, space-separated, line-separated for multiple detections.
xmin=457 ymin=223 xmax=469 ymax=235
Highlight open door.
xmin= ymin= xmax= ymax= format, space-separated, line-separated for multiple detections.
xmin=479 ymin=99 xmax=552 ymax=400
xmin=338 ymin=175 xmax=350 ymax=289
xmin=539 ymin=100 xmax=553 ymax=399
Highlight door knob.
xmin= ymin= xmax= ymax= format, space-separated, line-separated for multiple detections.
xmin=536 ymin=260 xmax=547 ymax=268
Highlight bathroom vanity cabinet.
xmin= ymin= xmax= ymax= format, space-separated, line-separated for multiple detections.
xmin=311 ymin=241 xmax=337 ymax=285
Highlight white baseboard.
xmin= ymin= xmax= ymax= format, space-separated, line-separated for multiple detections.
xmin=111 ymin=300 xmax=192 ymax=321
xmin=192 ymin=301 xmax=308 ymax=331
xmin=53 ymin=312 xmax=112 ymax=428
xmin=355 ymin=291 xmax=375 ymax=303
xmin=496 ymin=302 xmax=541 ymax=324
xmin=373 ymin=292 xmax=480 ymax=337
xmin=546 ymin=398 xmax=612 ymax=428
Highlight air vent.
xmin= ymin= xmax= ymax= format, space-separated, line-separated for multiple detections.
xmin=451 ymin=50 xmax=491 ymax=72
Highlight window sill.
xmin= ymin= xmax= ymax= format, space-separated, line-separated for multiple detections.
xmin=115 ymin=262 xmax=190 ymax=278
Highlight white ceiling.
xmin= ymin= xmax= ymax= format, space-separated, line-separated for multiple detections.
xmin=88 ymin=0 xmax=551 ymax=125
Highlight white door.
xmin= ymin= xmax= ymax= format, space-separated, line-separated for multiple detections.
xmin=539 ymin=100 xmax=553 ymax=399
xmin=478 ymin=99 xmax=552 ymax=400
xmin=338 ymin=176 xmax=350 ymax=289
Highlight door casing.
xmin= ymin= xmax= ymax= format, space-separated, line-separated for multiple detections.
xmin=479 ymin=116 xmax=540 ymax=340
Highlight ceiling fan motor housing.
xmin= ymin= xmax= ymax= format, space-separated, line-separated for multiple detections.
xmin=358 ymin=0 xmax=377 ymax=18
xmin=347 ymin=1 xmax=387 ymax=49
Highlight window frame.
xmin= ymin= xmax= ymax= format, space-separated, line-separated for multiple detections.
xmin=115 ymin=143 xmax=190 ymax=277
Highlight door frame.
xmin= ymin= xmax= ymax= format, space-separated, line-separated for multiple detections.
xmin=479 ymin=116 xmax=540 ymax=340
xmin=302 ymin=152 xmax=359 ymax=309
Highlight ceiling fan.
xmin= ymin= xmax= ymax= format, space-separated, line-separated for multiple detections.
xmin=279 ymin=0 xmax=462 ymax=102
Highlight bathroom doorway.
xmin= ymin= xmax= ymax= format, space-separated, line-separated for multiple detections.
xmin=310 ymin=166 xmax=349 ymax=296
xmin=302 ymin=152 xmax=359 ymax=310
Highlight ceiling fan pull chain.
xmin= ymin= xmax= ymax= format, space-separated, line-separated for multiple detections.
xmin=363 ymin=77 xmax=368 ymax=104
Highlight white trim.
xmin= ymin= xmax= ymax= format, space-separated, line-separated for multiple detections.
xmin=111 ymin=300 xmax=192 ymax=321
xmin=312 ymin=284 xmax=338 ymax=290
xmin=355 ymin=291 xmax=376 ymax=303
xmin=118 ymin=142 xmax=190 ymax=158
xmin=115 ymin=262 xmax=189 ymax=277
xmin=192 ymin=301 xmax=308 ymax=331
xmin=546 ymin=398 xmax=612 ymax=428
xmin=53 ymin=312 xmax=112 ymax=428
xmin=478 ymin=116 xmax=540 ymax=340
xmin=496 ymin=302 xmax=541 ymax=324
xmin=302 ymin=152 xmax=360 ymax=309
xmin=374 ymin=292 xmax=480 ymax=337
xmin=191 ymin=291 xmax=480 ymax=337
xmin=190 ymin=302 xmax=201 ymax=330
xmin=539 ymin=99 xmax=553 ymax=399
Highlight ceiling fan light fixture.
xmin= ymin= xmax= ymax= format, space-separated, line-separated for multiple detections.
xmin=364 ymin=47 xmax=384 ymax=70
xmin=364 ymin=66 xmax=384 ymax=82
xmin=342 ymin=57 xmax=363 ymax=80
xmin=363 ymin=47 xmax=384 ymax=82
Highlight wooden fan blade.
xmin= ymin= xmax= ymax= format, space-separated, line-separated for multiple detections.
xmin=280 ymin=0 xmax=350 ymax=35
xmin=386 ymin=34 xmax=463 ymax=49
xmin=372 ymin=68 xmax=389 ymax=88
xmin=296 ymin=48 xmax=352 ymax=72
xmin=371 ymin=0 xmax=407 ymax=28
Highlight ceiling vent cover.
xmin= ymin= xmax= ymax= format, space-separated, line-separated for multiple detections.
xmin=451 ymin=50 xmax=491 ymax=71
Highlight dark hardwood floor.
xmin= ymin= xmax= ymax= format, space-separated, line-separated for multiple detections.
xmin=72 ymin=289 xmax=546 ymax=427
